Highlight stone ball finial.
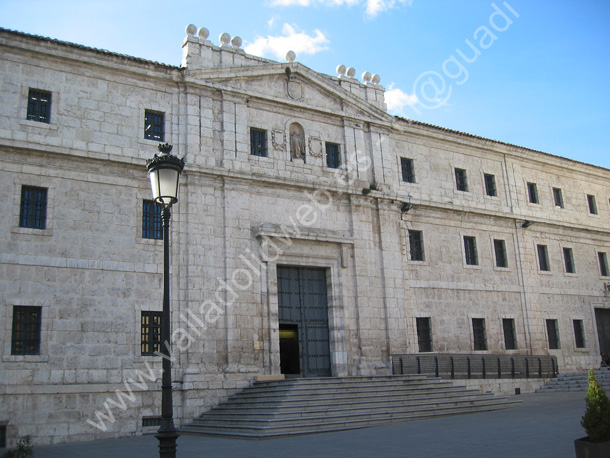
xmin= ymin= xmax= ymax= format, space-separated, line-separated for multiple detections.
xmin=336 ymin=64 xmax=346 ymax=76
xmin=186 ymin=24 xmax=197 ymax=36
xmin=219 ymin=33 xmax=231 ymax=46
xmin=231 ymin=36 xmax=242 ymax=48
xmin=286 ymin=50 xmax=296 ymax=62
xmin=198 ymin=27 xmax=209 ymax=40
xmin=372 ymin=74 xmax=381 ymax=84
xmin=362 ymin=71 xmax=372 ymax=82
xmin=346 ymin=67 xmax=356 ymax=78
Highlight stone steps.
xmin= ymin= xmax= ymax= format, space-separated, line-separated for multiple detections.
xmin=537 ymin=368 xmax=610 ymax=392
xmin=181 ymin=375 xmax=520 ymax=438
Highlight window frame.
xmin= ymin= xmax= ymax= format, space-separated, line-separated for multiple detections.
xmin=546 ymin=319 xmax=561 ymax=350
xmin=598 ymin=251 xmax=609 ymax=277
xmin=573 ymin=319 xmax=586 ymax=349
xmin=250 ymin=127 xmax=268 ymax=157
xmin=493 ymin=239 xmax=508 ymax=268
xmin=527 ymin=182 xmax=539 ymax=204
xmin=563 ymin=247 xmax=575 ymax=274
xmin=144 ymin=110 xmax=165 ymax=142
xmin=19 ymin=185 xmax=48 ymax=230
xmin=502 ymin=318 xmax=517 ymax=350
xmin=552 ymin=187 xmax=564 ymax=208
xmin=400 ymin=157 xmax=416 ymax=183
xmin=408 ymin=229 xmax=425 ymax=262
xmin=454 ymin=168 xmax=469 ymax=192
xmin=26 ymin=88 xmax=52 ymax=124
xmin=11 ymin=306 xmax=42 ymax=355
xmin=142 ymin=199 xmax=163 ymax=240
xmin=416 ymin=317 xmax=433 ymax=352
xmin=325 ymin=142 xmax=341 ymax=169
xmin=484 ymin=173 xmax=497 ymax=197
xmin=141 ymin=311 xmax=163 ymax=356
xmin=587 ymin=194 xmax=598 ymax=215
xmin=472 ymin=318 xmax=488 ymax=351
xmin=463 ymin=236 xmax=478 ymax=266
xmin=537 ymin=244 xmax=550 ymax=272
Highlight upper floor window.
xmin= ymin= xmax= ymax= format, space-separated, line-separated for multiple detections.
xmin=27 ymin=89 xmax=52 ymax=123
xmin=325 ymin=142 xmax=340 ymax=169
xmin=250 ymin=128 xmax=267 ymax=157
xmin=401 ymin=158 xmax=415 ymax=183
xmin=502 ymin=318 xmax=517 ymax=350
xmin=416 ymin=317 xmax=433 ymax=352
xmin=455 ymin=168 xmax=468 ymax=192
xmin=144 ymin=110 xmax=164 ymax=141
xmin=141 ymin=311 xmax=163 ymax=356
xmin=493 ymin=239 xmax=508 ymax=268
xmin=546 ymin=319 xmax=560 ymax=349
xmin=537 ymin=244 xmax=550 ymax=272
xmin=563 ymin=247 xmax=575 ymax=274
xmin=527 ymin=182 xmax=539 ymax=204
xmin=463 ymin=236 xmax=478 ymax=266
xmin=408 ymin=230 xmax=425 ymax=261
xmin=142 ymin=200 xmax=163 ymax=240
xmin=11 ymin=306 xmax=42 ymax=355
xmin=587 ymin=194 xmax=598 ymax=215
xmin=20 ymin=186 xmax=47 ymax=230
xmin=552 ymin=187 xmax=564 ymax=208
xmin=484 ymin=173 xmax=497 ymax=197
xmin=599 ymin=252 xmax=609 ymax=277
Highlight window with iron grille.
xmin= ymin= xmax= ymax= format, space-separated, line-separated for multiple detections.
xmin=141 ymin=311 xmax=163 ymax=356
xmin=527 ymin=182 xmax=539 ymax=204
xmin=573 ymin=320 xmax=586 ymax=348
xmin=408 ymin=230 xmax=425 ymax=261
xmin=502 ymin=318 xmax=517 ymax=350
xmin=142 ymin=200 xmax=163 ymax=240
xmin=250 ymin=128 xmax=267 ymax=157
xmin=325 ymin=142 xmax=340 ymax=169
xmin=463 ymin=236 xmax=478 ymax=266
xmin=454 ymin=168 xmax=468 ymax=192
xmin=587 ymin=194 xmax=598 ymax=215
xmin=401 ymin=157 xmax=415 ymax=183
xmin=599 ymin=252 xmax=610 ymax=277
xmin=553 ymin=187 xmax=564 ymax=208
xmin=19 ymin=186 xmax=47 ymax=230
xmin=484 ymin=173 xmax=497 ymax=197
xmin=144 ymin=110 xmax=165 ymax=141
xmin=546 ymin=319 xmax=560 ymax=349
xmin=537 ymin=244 xmax=550 ymax=272
xmin=494 ymin=239 xmax=508 ymax=268
xmin=142 ymin=417 xmax=162 ymax=427
xmin=11 ymin=306 xmax=42 ymax=355
xmin=416 ymin=317 xmax=433 ymax=352
xmin=27 ymin=89 xmax=52 ymax=123
xmin=472 ymin=318 xmax=487 ymax=351
xmin=563 ymin=247 xmax=575 ymax=274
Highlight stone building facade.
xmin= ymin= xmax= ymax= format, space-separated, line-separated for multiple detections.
xmin=0 ymin=25 xmax=609 ymax=446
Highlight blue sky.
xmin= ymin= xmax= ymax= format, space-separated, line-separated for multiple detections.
xmin=1 ymin=0 xmax=609 ymax=169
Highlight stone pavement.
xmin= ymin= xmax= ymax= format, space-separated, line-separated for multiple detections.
xmin=34 ymin=391 xmax=586 ymax=458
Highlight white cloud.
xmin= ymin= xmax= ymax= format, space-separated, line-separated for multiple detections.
xmin=245 ymin=24 xmax=330 ymax=60
xmin=270 ymin=0 xmax=359 ymax=5
xmin=268 ymin=0 xmax=411 ymax=17
xmin=365 ymin=0 xmax=414 ymax=17
xmin=385 ymin=83 xmax=419 ymax=114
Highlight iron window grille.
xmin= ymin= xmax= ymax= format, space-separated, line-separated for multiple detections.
xmin=502 ymin=318 xmax=517 ymax=350
xmin=142 ymin=200 xmax=163 ymax=240
xmin=472 ymin=318 xmax=488 ymax=351
xmin=599 ymin=252 xmax=610 ymax=277
xmin=401 ymin=157 xmax=415 ymax=183
xmin=11 ymin=306 xmax=42 ymax=355
xmin=463 ymin=236 xmax=478 ymax=266
xmin=144 ymin=110 xmax=165 ymax=142
xmin=537 ymin=244 xmax=550 ymax=271
xmin=27 ymin=89 xmax=51 ymax=123
xmin=484 ymin=173 xmax=497 ymax=197
xmin=573 ymin=320 xmax=586 ymax=348
xmin=546 ymin=319 xmax=560 ymax=349
xmin=563 ymin=247 xmax=575 ymax=274
xmin=587 ymin=194 xmax=598 ymax=215
xmin=454 ymin=168 xmax=468 ymax=192
xmin=142 ymin=417 xmax=162 ymax=427
xmin=325 ymin=142 xmax=341 ymax=169
xmin=141 ymin=311 xmax=163 ymax=356
xmin=250 ymin=128 xmax=267 ymax=157
xmin=19 ymin=186 xmax=47 ymax=230
xmin=553 ymin=187 xmax=564 ymax=208
xmin=494 ymin=239 xmax=508 ymax=268
xmin=416 ymin=317 xmax=433 ymax=352
xmin=527 ymin=182 xmax=539 ymax=204
xmin=408 ymin=230 xmax=425 ymax=261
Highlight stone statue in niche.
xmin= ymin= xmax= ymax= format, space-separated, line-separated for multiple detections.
xmin=289 ymin=123 xmax=306 ymax=161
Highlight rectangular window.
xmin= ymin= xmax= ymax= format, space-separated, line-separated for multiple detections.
xmin=463 ymin=236 xmax=478 ymax=266
xmin=494 ymin=239 xmax=508 ymax=268
xmin=537 ymin=244 xmax=550 ymax=272
xmin=325 ymin=142 xmax=341 ymax=169
xmin=250 ymin=128 xmax=267 ymax=157
xmin=455 ymin=168 xmax=468 ymax=192
xmin=144 ymin=110 xmax=165 ymax=141
xmin=598 ymin=252 xmax=609 ymax=277
xmin=408 ymin=230 xmax=425 ymax=261
xmin=27 ymin=89 xmax=52 ymax=123
xmin=19 ymin=186 xmax=47 ymax=230
xmin=563 ymin=247 xmax=575 ymax=274
xmin=416 ymin=317 xmax=433 ymax=352
xmin=502 ymin=318 xmax=517 ymax=350
xmin=401 ymin=157 xmax=415 ymax=183
xmin=527 ymin=182 xmax=539 ymax=204
xmin=546 ymin=319 xmax=560 ymax=349
xmin=484 ymin=173 xmax=497 ymax=197
xmin=472 ymin=318 xmax=487 ymax=351
xmin=552 ymin=187 xmax=564 ymax=208
xmin=573 ymin=319 xmax=586 ymax=349
xmin=11 ymin=306 xmax=42 ymax=355
xmin=0 ymin=425 xmax=5 ymax=448
xmin=142 ymin=200 xmax=163 ymax=240
xmin=141 ymin=311 xmax=163 ymax=356
xmin=587 ymin=194 xmax=598 ymax=215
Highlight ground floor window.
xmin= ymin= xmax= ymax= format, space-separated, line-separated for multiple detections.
xmin=573 ymin=320 xmax=586 ymax=348
xmin=502 ymin=318 xmax=517 ymax=350
xmin=546 ymin=319 xmax=561 ymax=349
xmin=416 ymin=317 xmax=433 ymax=352
xmin=472 ymin=318 xmax=487 ymax=351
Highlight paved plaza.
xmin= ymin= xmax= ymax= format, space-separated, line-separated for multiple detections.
xmin=32 ymin=391 xmax=586 ymax=458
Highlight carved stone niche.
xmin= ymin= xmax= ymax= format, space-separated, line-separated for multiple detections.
xmin=289 ymin=122 xmax=306 ymax=162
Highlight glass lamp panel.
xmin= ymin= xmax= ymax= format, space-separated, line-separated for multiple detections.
xmin=157 ymin=167 xmax=179 ymax=205
xmin=149 ymin=169 xmax=161 ymax=201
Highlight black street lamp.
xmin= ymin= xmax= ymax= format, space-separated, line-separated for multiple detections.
xmin=146 ymin=143 xmax=185 ymax=458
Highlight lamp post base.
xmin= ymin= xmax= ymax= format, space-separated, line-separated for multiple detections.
xmin=156 ymin=429 xmax=179 ymax=458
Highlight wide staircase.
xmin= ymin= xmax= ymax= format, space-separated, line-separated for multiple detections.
xmin=537 ymin=368 xmax=610 ymax=392
xmin=181 ymin=375 xmax=520 ymax=438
